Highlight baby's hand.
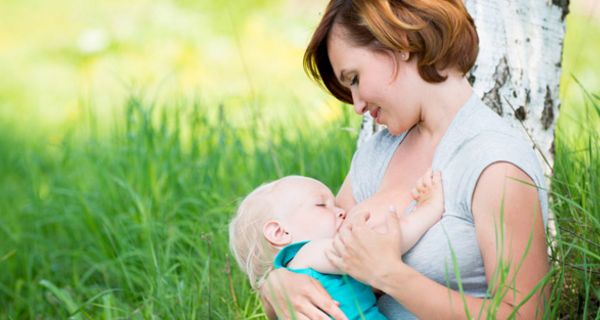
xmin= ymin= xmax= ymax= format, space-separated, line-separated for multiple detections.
xmin=410 ymin=169 xmax=444 ymax=219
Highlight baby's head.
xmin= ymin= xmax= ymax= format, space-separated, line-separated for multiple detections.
xmin=229 ymin=175 xmax=346 ymax=288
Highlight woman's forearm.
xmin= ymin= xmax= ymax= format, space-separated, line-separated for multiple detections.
xmin=374 ymin=262 xmax=541 ymax=319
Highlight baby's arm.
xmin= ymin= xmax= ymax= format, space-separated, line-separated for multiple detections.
xmin=287 ymin=239 xmax=343 ymax=275
xmin=397 ymin=170 xmax=444 ymax=253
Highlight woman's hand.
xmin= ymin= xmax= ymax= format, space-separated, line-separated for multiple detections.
xmin=260 ymin=268 xmax=348 ymax=320
xmin=327 ymin=209 xmax=405 ymax=287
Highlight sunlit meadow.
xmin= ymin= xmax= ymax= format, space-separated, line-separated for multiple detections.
xmin=0 ymin=0 xmax=598 ymax=318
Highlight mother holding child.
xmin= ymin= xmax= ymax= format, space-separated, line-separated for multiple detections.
xmin=230 ymin=0 xmax=550 ymax=319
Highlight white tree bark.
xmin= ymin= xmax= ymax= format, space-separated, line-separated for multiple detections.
xmin=358 ymin=0 xmax=569 ymax=181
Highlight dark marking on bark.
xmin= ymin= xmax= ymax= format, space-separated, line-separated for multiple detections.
xmin=552 ymin=0 xmax=570 ymax=21
xmin=482 ymin=57 xmax=510 ymax=116
xmin=515 ymin=106 xmax=527 ymax=121
xmin=541 ymin=86 xmax=555 ymax=130
xmin=467 ymin=72 xmax=476 ymax=85
xmin=467 ymin=65 xmax=477 ymax=85
xmin=525 ymin=89 xmax=531 ymax=105
xmin=513 ymin=90 xmax=517 ymax=98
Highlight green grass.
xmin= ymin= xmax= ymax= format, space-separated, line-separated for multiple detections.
xmin=0 ymin=97 xmax=360 ymax=318
xmin=549 ymin=90 xmax=600 ymax=318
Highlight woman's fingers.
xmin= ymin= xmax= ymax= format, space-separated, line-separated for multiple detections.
xmin=293 ymin=306 xmax=330 ymax=320
xmin=386 ymin=205 xmax=402 ymax=237
xmin=326 ymin=247 xmax=344 ymax=269
xmin=309 ymin=293 xmax=348 ymax=320
xmin=262 ymin=269 xmax=346 ymax=319
xmin=300 ymin=279 xmax=346 ymax=320
xmin=332 ymin=232 xmax=346 ymax=257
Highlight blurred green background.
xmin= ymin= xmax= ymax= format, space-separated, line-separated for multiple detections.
xmin=0 ymin=0 xmax=342 ymax=135
xmin=0 ymin=0 xmax=598 ymax=134
xmin=0 ymin=0 xmax=598 ymax=318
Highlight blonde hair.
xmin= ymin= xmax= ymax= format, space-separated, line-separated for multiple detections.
xmin=229 ymin=180 xmax=281 ymax=290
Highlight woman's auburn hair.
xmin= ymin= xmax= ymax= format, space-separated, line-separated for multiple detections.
xmin=304 ymin=0 xmax=479 ymax=104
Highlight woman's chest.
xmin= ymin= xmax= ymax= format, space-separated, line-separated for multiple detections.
xmin=376 ymin=139 xmax=435 ymax=209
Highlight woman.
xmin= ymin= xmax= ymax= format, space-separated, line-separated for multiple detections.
xmin=260 ymin=0 xmax=550 ymax=319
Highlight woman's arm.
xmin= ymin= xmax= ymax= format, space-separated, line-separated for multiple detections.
xmin=329 ymin=162 xmax=549 ymax=319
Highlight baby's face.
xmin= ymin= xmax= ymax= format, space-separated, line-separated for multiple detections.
xmin=273 ymin=177 xmax=347 ymax=242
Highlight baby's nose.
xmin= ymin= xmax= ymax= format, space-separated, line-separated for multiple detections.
xmin=337 ymin=209 xmax=347 ymax=220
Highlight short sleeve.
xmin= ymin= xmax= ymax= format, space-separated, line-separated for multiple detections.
xmin=447 ymin=132 xmax=549 ymax=226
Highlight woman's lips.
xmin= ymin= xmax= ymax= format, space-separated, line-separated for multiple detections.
xmin=370 ymin=107 xmax=382 ymax=124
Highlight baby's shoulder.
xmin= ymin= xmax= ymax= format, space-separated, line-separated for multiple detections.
xmin=287 ymin=239 xmax=332 ymax=269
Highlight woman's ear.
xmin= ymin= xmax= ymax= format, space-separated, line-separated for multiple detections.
xmin=263 ymin=220 xmax=292 ymax=246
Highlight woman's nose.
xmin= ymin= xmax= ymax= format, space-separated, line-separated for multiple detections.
xmin=351 ymin=89 xmax=367 ymax=115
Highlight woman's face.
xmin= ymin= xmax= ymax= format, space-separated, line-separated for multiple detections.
xmin=326 ymin=24 xmax=425 ymax=135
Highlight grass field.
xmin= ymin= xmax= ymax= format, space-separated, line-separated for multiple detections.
xmin=1 ymin=1 xmax=599 ymax=319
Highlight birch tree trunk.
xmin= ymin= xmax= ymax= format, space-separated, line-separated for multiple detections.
xmin=358 ymin=0 xmax=569 ymax=181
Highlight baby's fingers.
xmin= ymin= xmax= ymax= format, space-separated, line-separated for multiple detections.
xmin=411 ymin=187 xmax=420 ymax=200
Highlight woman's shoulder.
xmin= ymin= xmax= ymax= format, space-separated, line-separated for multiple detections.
xmin=460 ymin=96 xmax=521 ymax=137
xmin=439 ymin=96 xmax=548 ymax=222
xmin=449 ymin=96 xmax=536 ymax=156
xmin=450 ymin=101 xmax=543 ymax=185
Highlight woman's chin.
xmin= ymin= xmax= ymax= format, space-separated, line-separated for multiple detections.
xmin=387 ymin=126 xmax=403 ymax=136
xmin=387 ymin=123 xmax=414 ymax=136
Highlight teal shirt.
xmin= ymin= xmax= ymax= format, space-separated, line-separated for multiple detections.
xmin=273 ymin=241 xmax=387 ymax=320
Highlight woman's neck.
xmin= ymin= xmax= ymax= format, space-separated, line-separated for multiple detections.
xmin=414 ymin=75 xmax=473 ymax=143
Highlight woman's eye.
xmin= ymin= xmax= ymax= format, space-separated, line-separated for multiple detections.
xmin=350 ymin=76 xmax=359 ymax=86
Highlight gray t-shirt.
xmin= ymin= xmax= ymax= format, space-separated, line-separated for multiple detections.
xmin=349 ymin=94 xmax=548 ymax=319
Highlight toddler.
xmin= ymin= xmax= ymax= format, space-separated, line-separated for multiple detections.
xmin=229 ymin=170 xmax=444 ymax=319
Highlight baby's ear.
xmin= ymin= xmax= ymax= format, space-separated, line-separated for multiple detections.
xmin=263 ymin=220 xmax=292 ymax=247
